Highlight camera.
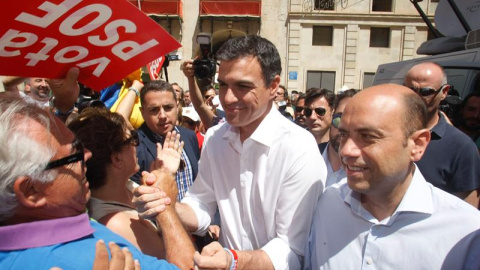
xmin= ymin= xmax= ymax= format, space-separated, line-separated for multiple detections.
xmin=194 ymin=33 xmax=216 ymax=80
xmin=77 ymin=83 xmax=105 ymax=113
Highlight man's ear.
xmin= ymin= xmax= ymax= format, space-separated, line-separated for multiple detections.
xmin=269 ymin=75 xmax=281 ymax=96
xmin=410 ymin=128 xmax=431 ymax=162
xmin=13 ymin=177 xmax=47 ymax=209
xmin=440 ymin=85 xmax=450 ymax=100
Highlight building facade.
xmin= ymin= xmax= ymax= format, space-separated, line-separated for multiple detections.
xmin=135 ymin=0 xmax=440 ymax=93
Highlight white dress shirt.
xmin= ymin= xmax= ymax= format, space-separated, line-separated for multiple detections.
xmin=321 ymin=143 xmax=346 ymax=187
xmin=183 ymin=106 xmax=326 ymax=270
xmin=304 ymin=166 xmax=480 ymax=270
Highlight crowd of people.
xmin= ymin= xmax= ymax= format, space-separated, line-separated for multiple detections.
xmin=0 ymin=34 xmax=479 ymax=269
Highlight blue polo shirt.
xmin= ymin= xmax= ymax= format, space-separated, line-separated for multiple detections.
xmin=0 ymin=214 xmax=178 ymax=270
xmin=416 ymin=113 xmax=480 ymax=193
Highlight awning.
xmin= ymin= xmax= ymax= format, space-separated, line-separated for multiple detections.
xmin=128 ymin=0 xmax=183 ymax=18
xmin=200 ymin=0 xmax=261 ymax=17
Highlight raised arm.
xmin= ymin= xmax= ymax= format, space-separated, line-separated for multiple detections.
xmin=182 ymin=60 xmax=216 ymax=129
xmin=115 ymin=80 xmax=143 ymax=130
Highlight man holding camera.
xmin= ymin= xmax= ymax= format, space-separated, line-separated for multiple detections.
xmin=404 ymin=62 xmax=480 ymax=207
xmin=136 ymin=35 xmax=325 ymax=270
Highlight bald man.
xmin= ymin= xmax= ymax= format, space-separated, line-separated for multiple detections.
xmin=404 ymin=62 xmax=480 ymax=207
xmin=304 ymin=84 xmax=480 ymax=269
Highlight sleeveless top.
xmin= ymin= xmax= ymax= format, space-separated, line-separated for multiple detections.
xmin=87 ymin=180 xmax=157 ymax=228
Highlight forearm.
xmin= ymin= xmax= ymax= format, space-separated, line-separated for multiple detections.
xmin=235 ymin=250 xmax=274 ymax=270
xmin=115 ymin=90 xmax=136 ymax=130
xmin=187 ymin=77 xmax=215 ymax=129
xmin=454 ymin=190 xmax=479 ymax=208
xmin=156 ymin=206 xmax=195 ymax=270
xmin=175 ymin=202 xmax=199 ymax=233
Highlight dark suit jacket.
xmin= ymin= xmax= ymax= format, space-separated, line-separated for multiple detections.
xmin=131 ymin=123 xmax=200 ymax=183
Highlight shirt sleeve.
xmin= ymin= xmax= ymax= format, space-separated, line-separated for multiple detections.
xmin=450 ymin=140 xmax=480 ymax=192
xmin=261 ymin=139 xmax=326 ymax=270
xmin=181 ymin=133 xmax=218 ymax=236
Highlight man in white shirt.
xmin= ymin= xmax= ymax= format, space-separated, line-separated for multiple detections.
xmin=136 ymin=35 xmax=326 ymax=270
xmin=322 ymin=89 xmax=358 ymax=187
xmin=304 ymin=84 xmax=480 ymax=269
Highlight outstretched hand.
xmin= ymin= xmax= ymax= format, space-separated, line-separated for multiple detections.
xmin=150 ymin=131 xmax=184 ymax=175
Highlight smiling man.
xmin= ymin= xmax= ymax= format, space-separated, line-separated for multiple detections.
xmin=304 ymin=84 xmax=480 ymax=269
xmin=0 ymin=93 xmax=192 ymax=269
xmin=135 ymin=35 xmax=325 ymax=270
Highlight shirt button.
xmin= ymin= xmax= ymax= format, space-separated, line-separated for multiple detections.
xmin=366 ymin=257 xmax=373 ymax=265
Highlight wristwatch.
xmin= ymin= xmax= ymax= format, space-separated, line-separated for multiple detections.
xmin=128 ymin=87 xmax=140 ymax=97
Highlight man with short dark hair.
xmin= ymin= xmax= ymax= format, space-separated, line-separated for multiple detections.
xmin=305 ymin=88 xmax=335 ymax=145
xmin=136 ymin=35 xmax=325 ymax=270
xmin=404 ymin=62 xmax=480 ymax=207
xmin=294 ymin=93 xmax=307 ymax=128
xmin=134 ymin=80 xmax=200 ymax=201
xmin=304 ymin=84 xmax=480 ymax=269
xmin=322 ymin=89 xmax=358 ymax=187
xmin=456 ymin=93 xmax=480 ymax=151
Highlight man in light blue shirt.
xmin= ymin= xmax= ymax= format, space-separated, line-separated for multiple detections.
xmin=305 ymin=84 xmax=480 ymax=269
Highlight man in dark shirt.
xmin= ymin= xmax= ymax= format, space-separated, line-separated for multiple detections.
xmin=404 ymin=62 xmax=480 ymax=207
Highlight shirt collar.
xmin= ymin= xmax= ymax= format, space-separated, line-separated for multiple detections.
xmin=342 ymin=165 xmax=433 ymax=223
xmin=0 ymin=213 xmax=94 ymax=250
xmin=430 ymin=113 xmax=447 ymax=139
xmin=223 ymin=106 xmax=280 ymax=149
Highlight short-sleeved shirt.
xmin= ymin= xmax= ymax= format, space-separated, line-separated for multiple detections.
xmin=416 ymin=113 xmax=480 ymax=193
xmin=0 ymin=213 xmax=178 ymax=270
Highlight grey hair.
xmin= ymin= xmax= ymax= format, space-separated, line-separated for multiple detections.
xmin=0 ymin=93 xmax=57 ymax=221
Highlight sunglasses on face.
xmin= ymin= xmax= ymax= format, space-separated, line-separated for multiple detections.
xmin=123 ymin=130 xmax=139 ymax=147
xmin=295 ymin=106 xmax=305 ymax=113
xmin=305 ymin=107 xmax=327 ymax=117
xmin=331 ymin=114 xmax=342 ymax=129
xmin=44 ymin=138 xmax=85 ymax=170
xmin=407 ymin=84 xmax=446 ymax=97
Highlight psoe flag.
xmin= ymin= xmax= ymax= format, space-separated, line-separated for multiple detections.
xmin=0 ymin=0 xmax=181 ymax=91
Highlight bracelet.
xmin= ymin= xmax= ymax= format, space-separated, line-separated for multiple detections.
xmin=128 ymin=87 xmax=140 ymax=97
xmin=223 ymin=248 xmax=238 ymax=270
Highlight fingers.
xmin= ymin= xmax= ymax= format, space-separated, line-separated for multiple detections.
xmin=92 ymin=240 xmax=110 ymax=270
xmin=65 ymin=67 xmax=80 ymax=85
xmin=132 ymin=186 xmax=171 ymax=218
xmin=107 ymin=242 xmax=126 ymax=270
xmin=193 ymin=242 xmax=229 ymax=269
xmin=141 ymin=171 xmax=157 ymax=186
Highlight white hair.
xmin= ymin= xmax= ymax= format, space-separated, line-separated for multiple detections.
xmin=0 ymin=94 xmax=57 ymax=221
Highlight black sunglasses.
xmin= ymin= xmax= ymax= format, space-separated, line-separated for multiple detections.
xmin=44 ymin=138 xmax=85 ymax=170
xmin=305 ymin=107 xmax=327 ymax=117
xmin=123 ymin=130 xmax=139 ymax=147
xmin=407 ymin=84 xmax=446 ymax=97
xmin=331 ymin=114 xmax=342 ymax=129
xmin=295 ymin=106 xmax=305 ymax=113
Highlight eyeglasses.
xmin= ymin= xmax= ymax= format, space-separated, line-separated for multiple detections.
xmin=44 ymin=138 xmax=85 ymax=170
xmin=407 ymin=84 xmax=446 ymax=97
xmin=204 ymin=95 xmax=214 ymax=100
xmin=331 ymin=114 xmax=342 ymax=129
xmin=295 ymin=106 xmax=305 ymax=113
xmin=123 ymin=130 xmax=139 ymax=147
xmin=305 ymin=107 xmax=327 ymax=117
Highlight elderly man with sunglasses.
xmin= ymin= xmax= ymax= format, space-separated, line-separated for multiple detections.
xmin=404 ymin=62 xmax=480 ymax=207
xmin=0 ymin=92 xmax=194 ymax=269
